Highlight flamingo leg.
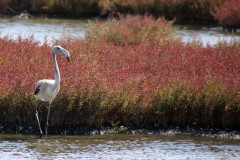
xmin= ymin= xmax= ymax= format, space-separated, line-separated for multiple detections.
xmin=45 ymin=102 xmax=52 ymax=136
xmin=35 ymin=101 xmax=43 ymax=138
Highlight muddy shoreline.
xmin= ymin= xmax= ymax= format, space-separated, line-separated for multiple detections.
xmin=1 ymin=124 xmax=239 ymax=139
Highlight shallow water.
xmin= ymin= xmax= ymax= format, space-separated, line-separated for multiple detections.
xmin=176 ymin=25 xmax=240 ymax=46
xmin=0 ymin=17 xmax=239 ymax=45
xmin=0 ymin=134 xmax=239 ymax=160
xmin=0 ymin=17 xmax=88 ymax=44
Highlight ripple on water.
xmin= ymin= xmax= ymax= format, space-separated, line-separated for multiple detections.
xmin=0 ymin=134 xmax=239 ymax=160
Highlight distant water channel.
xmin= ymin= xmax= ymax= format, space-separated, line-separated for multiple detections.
xmin=0 ymin=134 xmax=239 ymax=160
xmin=0 ymin=17 xmax=88 ymax=44
xmin=0 ymin=17 xmax=239 ymax=45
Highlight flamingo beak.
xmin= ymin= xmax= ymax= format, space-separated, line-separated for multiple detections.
xmin=67 ymin=57 xmax=70 ymax=62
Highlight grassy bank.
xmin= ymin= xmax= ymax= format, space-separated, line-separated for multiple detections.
xmin=1 ymin=0 xmax=240 ymax=28
xmin=0 ymin=16 xmax=240 ymax=134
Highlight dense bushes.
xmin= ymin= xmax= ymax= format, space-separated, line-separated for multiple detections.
xmin=1 ymin=0 xmax=240 ymax=31
xmin=0 ymin=0 xmax=233 ymax=22
xmin=211 ymin=0 xmax=240 ymax=32
xmin=0 ymin=0 xmax=100 ymax=16
xmin=98 ymin=0 xmax=218 ymax=21
xmin=0 ymin=15 xmax=240 ymax=133
xmin=85 ymin=15 xmax=175 ymax=46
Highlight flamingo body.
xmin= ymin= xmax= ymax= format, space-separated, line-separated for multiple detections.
xmin=34 ymin=79 xmax=60 ymax=102
xmin=33 ymin=45 xmax=70 ymax=137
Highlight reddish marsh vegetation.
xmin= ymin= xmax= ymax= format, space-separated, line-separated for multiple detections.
xmin=0 ymin=16 xmax=240 ymax=133
xmin=1 ymin=38 xmax=240 ymax=132
xmin=211 ymin=0 xmax=240 ymax=32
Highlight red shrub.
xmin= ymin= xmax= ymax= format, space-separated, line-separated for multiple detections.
xmin=1 ymin=37 xmax=240 ymax=99
xmin=56 ymin=39 xmax=240 ymax=104
xmin=1 ymin=36 xmax=240 ymax=128
xmin=211 ymin=0 xmax=240 ymax=26
xmin=85 ymin=15 xmax=175 ymax=46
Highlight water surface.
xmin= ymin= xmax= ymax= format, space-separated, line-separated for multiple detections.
xmin=176 ymin=25 xmax=240 ymax=46
xmin=0 ymin=17 xmax=88 ymax=44
xmin=0 ymin=134 xmax=239 ymax=160
xmin=0 ymin=17 xmax=240 ymax=45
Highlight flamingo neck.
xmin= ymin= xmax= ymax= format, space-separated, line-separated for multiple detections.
xmin=52 ymin=52 xmax=61 ymax=84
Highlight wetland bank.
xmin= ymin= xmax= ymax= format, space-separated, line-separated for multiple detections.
xmin=0 ymin=15 xmax=240 ymax=136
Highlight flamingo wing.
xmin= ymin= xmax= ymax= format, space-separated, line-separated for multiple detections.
xmin=34 ymin=83 xmax=41 ymax=95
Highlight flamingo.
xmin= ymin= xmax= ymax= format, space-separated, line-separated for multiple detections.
xmin=34 ymin=45 xmax=70 ymax=137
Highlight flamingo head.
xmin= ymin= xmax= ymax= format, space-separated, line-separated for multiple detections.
xmin=52 ymin=45 xmax=70 ymax=61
